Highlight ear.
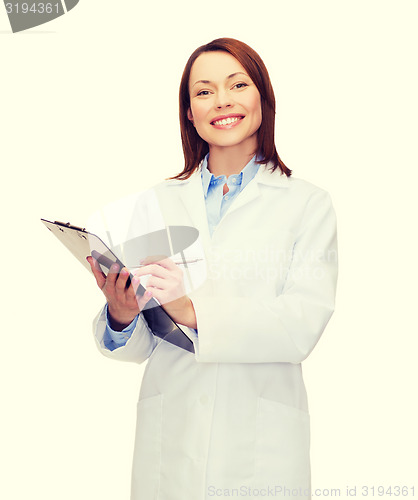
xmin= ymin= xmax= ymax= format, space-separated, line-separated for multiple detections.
xmin=187 ymin=108 xmax=194 ymax=123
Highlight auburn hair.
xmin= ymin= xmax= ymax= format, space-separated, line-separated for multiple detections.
xmin=170 ymin=37 xmax=291 ymax=180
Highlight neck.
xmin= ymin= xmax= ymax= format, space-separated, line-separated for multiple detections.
xmin=207 ymin=144 xmax=257 ymax=177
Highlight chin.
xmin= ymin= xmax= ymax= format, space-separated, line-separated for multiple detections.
xmin=210 ymin=135 xmax=257 ymax=150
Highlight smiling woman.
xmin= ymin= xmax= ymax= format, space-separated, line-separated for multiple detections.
xmin=187 ymin=51 xmax=263 ymax=168
xmin=88 ymin=37 xmax=338 ymax=500
xmin=176 ymin=37 xmax=291 ymax=181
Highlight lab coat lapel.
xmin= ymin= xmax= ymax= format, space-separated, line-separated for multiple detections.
xmin=169 ymin=164 xmax=289 ymax=248
xmin=222 ymin=176 xmax=260 ymax=217
xmin=219 ymin=163 xmax=290 ymax=219
xmin=174 ymin=170 xmax=212 ymax=250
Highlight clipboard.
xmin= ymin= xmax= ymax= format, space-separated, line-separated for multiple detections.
xmin=41 ymin=219 xmax=195 ymax=354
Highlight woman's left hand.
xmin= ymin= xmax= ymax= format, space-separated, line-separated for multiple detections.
xmin=133 ymin=258 xmax=197 ymax=329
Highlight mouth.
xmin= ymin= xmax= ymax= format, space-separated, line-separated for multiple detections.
xmin=210 ymin=115 xmax=244 ymax=128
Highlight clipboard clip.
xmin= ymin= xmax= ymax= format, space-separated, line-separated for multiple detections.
xmin=54 ymin=221 xmax=87 ymax=232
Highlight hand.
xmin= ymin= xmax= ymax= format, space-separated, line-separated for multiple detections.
xmin=87 ymin=256 xmax=152 ymax=331
xmin=133 ymin=258 xmax=197 ymax=329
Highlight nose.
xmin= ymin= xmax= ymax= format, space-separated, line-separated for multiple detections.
xmin=214 ymin=90 xmax=232 ymax=109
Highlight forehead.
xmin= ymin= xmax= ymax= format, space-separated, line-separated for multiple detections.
xmin=189 ymin=51 xmax=247 ymax=87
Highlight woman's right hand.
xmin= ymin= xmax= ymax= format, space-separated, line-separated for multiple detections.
xmin=87 ymin=256 xmax=152 ymax=331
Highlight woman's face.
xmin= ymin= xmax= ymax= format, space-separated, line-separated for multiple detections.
xmin=187 ymin=51 xmax=262 ymax=153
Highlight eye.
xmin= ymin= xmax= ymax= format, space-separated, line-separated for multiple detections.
xmin=233 ymin=82 xmax=248 ymax=90
xmin=196 ymin=90 xmax=211 ymax=96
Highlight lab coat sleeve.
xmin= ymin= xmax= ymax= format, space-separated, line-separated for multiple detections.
xmin=93 ymin=304 xmax=158 ymax=363
xmin=189 ymin=189 xmax=338 ymax=364
xmin=102 ymin=304 xmax=138 ymax=349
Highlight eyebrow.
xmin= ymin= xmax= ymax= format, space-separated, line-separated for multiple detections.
xmin=191 ymin=72 xmax=249 ymax=88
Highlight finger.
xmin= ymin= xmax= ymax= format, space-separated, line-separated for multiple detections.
xmin=139 ymin=254 xmax=169 ymax=266
xmin=145 ymin=275 xmax=166 ymax=290
xmin=149 ymin=257 xmax=177 ymax=271
xmin=114 ymin=267 xmax=131 ymax=296
xmin=145 ymin=285 xmax=184 ymax=306
xmin=125 ymin=277 xmax=147 ymax=308
xmin=135 ymin=289 xmax=153 ymax=311
xmin=87 ymin=256 xmax=106 ymax=289
xmin=105 ymin=263 xmax=120 ymax=288
xmin=143 ymin=286 xmax=169 ymax=305
xmin=124 ymin=277 xmax=139 ymax=304
xmin=149 ymin=258 xmax=184 ymax=281
xmin=131 ymin=276 xmax=144 ymax=296
xmin=133 ymin=263 xmax=170 ymax=279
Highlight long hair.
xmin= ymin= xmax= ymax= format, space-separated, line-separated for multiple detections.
xmin=170 ymin=37 xmax=291 ymax=180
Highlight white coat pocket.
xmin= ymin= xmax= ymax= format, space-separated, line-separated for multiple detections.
xmin=131 ymin=394 xmax=163 ymax=499
xmin=255 ymin=397 xmax=311 ymax=493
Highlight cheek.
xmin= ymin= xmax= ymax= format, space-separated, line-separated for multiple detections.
xmin=249 ymin=94 xmax=262 ymax=123
xmin=190 ymin=101 xmax=208 ymax=124
xmin=189 ymin=102 xmax=212 ymax=141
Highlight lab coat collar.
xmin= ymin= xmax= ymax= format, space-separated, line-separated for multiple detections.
xmin=200 ymin=154 xmax=262 ymax=197
xmin=254 ymin=162 xmax=290 ymax=188
xmin=167 ymin=161 xmax=289 ymax=246
xmin=168 ymin=161 xmax=290 ymax=189
xmin=167 ymin=168 xmax=212 ymax=247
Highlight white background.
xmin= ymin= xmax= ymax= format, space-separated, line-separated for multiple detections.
xmin=1 ymin=1 xmax=417 ymax=498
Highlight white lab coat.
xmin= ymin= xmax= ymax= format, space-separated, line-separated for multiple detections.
xmin=93 ymin=163 xmax=338 ymax=500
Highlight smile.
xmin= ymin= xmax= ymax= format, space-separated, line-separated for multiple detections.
xmin=211 ymin=115 xmax=244 ymax=128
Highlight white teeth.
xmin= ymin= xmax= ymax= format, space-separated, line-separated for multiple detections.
xmin=213 ymin=116 xmax=241 ymax=126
